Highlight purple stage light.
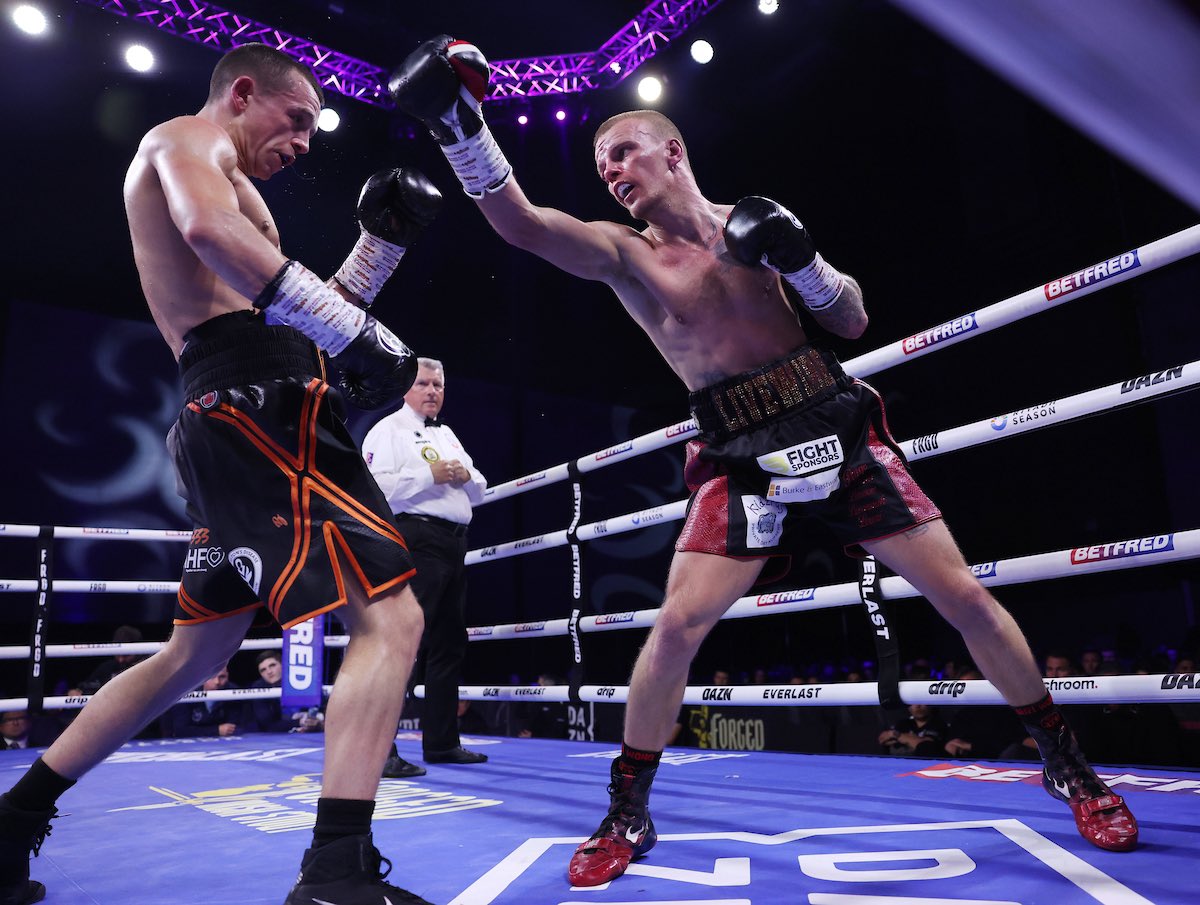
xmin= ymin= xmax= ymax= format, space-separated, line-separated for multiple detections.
xmin=79 ymin=0 xmax=725 ymax=107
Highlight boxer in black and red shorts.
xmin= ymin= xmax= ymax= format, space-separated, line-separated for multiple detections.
xmin=388 ymin=46 xmax=1138 ymax=888
xmin=677 ymin=344 xmax=941 ymax=563
xmin=171 ymin=311 xmax=415 ymax=630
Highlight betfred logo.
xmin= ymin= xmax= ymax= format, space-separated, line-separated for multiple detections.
xmin=901 ymin=313 xmax=978 ymax=354
xmin=755 ymin=588 xmax=816 ymax=607
xmin=970 ymin=561 xmax=997 ymax=579
xmin=1045 ymin=250 xmax=1141 ymax=300
xmin=1070 ymin=534 xmax=1174 ymax=564
xmin=594 ymin=611 xmax=635 ymax=625
xmin=594 ymin=441 xmax=633 ymax=461
xmin=666 ymin=421 xmax=694 ymax=438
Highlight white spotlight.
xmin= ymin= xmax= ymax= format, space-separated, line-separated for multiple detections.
xmin=758 ymin=0 xmax=779 ymax=14
xmin=637 ymin=76 xmax=663 ymax=103
xmin=12 ymin=5 xmax=48 ymax=36
xmin=690 ymin=40 xmax=714 ymax=65
xmin=318 ymin=108 xmax=340 ymax=132
xmin=125 ymin=44 xmax=154 ymax=73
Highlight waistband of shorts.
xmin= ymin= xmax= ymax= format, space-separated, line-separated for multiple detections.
xmin=688 ymin=345 xmax=850 ymax=441
xmin=179 ymin=311 xmax=322 ymax=401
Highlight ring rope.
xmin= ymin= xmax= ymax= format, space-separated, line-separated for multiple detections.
xmin=443 ymin=674 xmax=1200 ymax=707
xmin=3 ymin=228 xmax=1196 ymax=710
xmin=478 ymin=224 xmax=1200 ymax=503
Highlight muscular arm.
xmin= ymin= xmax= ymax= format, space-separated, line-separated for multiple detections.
xmin=137 ymin=117 xmax=288 ymax=297
xmin=475 ymin=178 xmax=633 ymax=285
xmin=807 ymin=275 xmax=868 ymax=339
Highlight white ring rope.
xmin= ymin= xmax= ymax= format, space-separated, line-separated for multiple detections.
xmin=2 ymin=227 xmax=1197 ymax=710
xmin=477 ymin=223 xmax=1200 ymax=501
xmin=444 ymin=675 xmax=1200 ymax=706
xmin=463 ymin=527 xmax=1200 ymax=641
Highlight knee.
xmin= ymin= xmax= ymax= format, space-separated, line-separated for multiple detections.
xmin=942 ymin=582 xmax=1007 ymax=636
xmin=645 ymin=602 xmax=708 ymax=664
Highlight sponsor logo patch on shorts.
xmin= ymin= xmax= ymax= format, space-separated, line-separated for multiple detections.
xmin=229 ymin=546 xmax=263 ymax=595
xmin=742 ymin=496 xmax=786 ymax=549
xmin=767 ymin=470 xmax=841 ymax=503
xmin=756 ymin=434 xmax=844 ymax=476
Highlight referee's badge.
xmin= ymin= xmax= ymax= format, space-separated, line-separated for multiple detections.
xmin=421 ymin=447 xmax=440 ymax=463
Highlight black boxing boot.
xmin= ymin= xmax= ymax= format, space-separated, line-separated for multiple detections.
xmin=283 ymin=833 xmax=436 ymax=904
xmin=0 ymin=797 xmax=56 ymax=905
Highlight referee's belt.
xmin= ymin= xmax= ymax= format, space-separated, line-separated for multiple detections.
xmin=394 ymin=512 xmax=469 ymax=537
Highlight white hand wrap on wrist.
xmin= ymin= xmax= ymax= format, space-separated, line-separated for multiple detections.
xmin=258 ymin=261 xmax=365 ymax=356
xmin=781 ymin=251 xmax=845 ymax=312
xmin=442 ymin=121 xmax=512 ymax=198
xmin=334 ymin=229 xmax=406 ymax=306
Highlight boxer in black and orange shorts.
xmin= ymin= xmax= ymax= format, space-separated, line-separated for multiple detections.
xmin=676 ymin=344 xmax=941 ymax=564
xmin=170 ymin=311 xmax=415 ymax=630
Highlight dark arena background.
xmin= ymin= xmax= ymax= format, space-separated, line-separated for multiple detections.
xmin=1 ymin=2 xmax=1199 ymax=903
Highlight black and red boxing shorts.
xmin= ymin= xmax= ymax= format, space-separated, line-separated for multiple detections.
xmin=676 ymin=345 xmax=940 ymax=560
xmin=168 ymin=311 xmax=415 ymax=629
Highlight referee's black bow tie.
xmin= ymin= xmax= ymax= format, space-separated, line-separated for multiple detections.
xmin=424 ymin=417 xmax=441 ymax=427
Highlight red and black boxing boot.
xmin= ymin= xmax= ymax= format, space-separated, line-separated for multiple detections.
xmin=568 ymin=753 xmax=659 ymax=887
xmin=0 ymin=796 xmax=57 ymax=905
xmin=1017 ymin=694 xmax=1138 ymax=852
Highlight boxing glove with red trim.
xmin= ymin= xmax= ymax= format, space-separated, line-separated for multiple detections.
xmin=388 ymin=36 xmax=511 ymax=198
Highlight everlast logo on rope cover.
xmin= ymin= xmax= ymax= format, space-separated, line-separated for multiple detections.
xmin=1044 ymin=250 xmax=1141 ymax=299
xmin=929 ymin=681 xmax=968 ymax=698
xmin=762 ymin=686 xmax=821 ymax=700
xmin=901 ymin=313 xmax=978 ymax=354
xmin=1069 ymin=534 xmax=1174 ymax=564
xmin=859 ymin=559 xmax=890 ymax=640
xmin=702 ymin=686 xmax=733 ymax=701
xmin=1162 ymin=674 xmax=1197 ymax=689
xmin=1121 ymin=365 xmax=1184 ymax=394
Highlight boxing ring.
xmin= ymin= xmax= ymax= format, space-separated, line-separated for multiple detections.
xmin=4 ymin=225 xmax=1200 ymax=902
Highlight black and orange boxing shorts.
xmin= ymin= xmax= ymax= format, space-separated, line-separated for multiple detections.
xmin=677 ymin=345 xmax=940 ymax=560
xmin=168 ymin=311 xmax=414 ymax=629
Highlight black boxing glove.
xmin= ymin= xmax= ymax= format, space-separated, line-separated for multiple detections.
xmin=724 ymin=196 xmax=845 ymax=311
xmin=388 ymin=36 xmax=511 ymax=197
xmin=334 ymin=167 xmax=443 ymax=306
xmin=254 ymin=260 xmax=416 ymax=410
xmin=332 ymin=315 xmax=418 ymax=411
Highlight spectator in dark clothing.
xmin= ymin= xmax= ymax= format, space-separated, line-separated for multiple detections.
xmin=943 ymin=668 xmax=1027 ymax=759
xmin=165 ymin=665 xmax=244 ymax=738
xmin=879 ymin=704 xmax=947 ymax=757
xmin=74 ymin=625 xmax=147 ymax=695
xmin=456 ymin=701 xmax=493 ymax=736
xmin=1 ymin=712 xmax=63 ymax=750
xmin=517 ymin=674 xmax=569 ymax=739
xmin=245 ymin=650 xmax=323 ymax=734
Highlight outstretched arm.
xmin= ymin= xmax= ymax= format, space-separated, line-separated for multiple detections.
xmin=390 ymin=36 xmax=631 ymax=285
